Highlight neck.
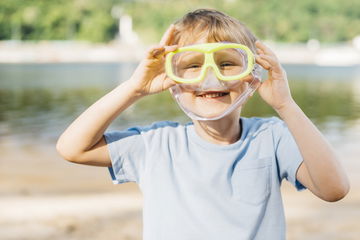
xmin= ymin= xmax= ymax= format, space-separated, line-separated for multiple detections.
xmin=193 ymin=112 xmax=242 ymax=145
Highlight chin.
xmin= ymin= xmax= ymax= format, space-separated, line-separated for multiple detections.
xmin=193 ymin=105 xmax=229 ymax=118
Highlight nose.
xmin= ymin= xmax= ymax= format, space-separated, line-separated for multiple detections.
xmin=198 ymin=68 xmax=227 ymax=91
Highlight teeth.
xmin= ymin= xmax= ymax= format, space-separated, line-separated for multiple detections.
xmin=202 ymin=92 xmax=226 ymax=98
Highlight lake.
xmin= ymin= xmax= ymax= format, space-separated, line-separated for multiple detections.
xmin=0 ymin=63 xmax=360 ymax=147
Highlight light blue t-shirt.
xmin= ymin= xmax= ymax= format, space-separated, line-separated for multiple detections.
xmin=104 ymin=117 xmax=306 ymax=240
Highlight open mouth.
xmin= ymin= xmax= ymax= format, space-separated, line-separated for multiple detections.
xmin=196 ymin=91 xmax=230 ymax=99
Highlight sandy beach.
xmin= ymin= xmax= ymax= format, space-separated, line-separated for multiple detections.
xmin=0 ymin=133 xmax=359 ymax=240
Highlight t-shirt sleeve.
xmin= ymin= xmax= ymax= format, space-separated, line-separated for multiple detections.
xmin=104 ymin=127 xmax=146 ymax=184
xmin=274 ymin=119 xmax=306 ymax=191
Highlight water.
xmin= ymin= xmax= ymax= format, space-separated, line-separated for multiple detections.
xmin=0 ymin=63 xmax=360 ymax=146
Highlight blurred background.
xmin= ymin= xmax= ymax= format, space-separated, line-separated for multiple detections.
xmin=0 ymin=0 xmax=359 ymax=239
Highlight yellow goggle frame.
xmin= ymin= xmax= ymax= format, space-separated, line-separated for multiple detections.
xmin=165 ymin=42 xmax=255 ymax=84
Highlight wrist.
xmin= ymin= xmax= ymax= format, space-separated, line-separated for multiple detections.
xmin=274 ymin=99 xmax=299 ymax=118
xmin=122 ymin=79 xmax=148 ymax=99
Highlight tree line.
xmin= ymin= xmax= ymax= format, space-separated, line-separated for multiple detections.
xmin=0 ymin=0 xmax=359 ymax=43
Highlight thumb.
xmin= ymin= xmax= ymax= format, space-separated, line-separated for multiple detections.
xmin=162 ymin=76 xmax=177 ymax=90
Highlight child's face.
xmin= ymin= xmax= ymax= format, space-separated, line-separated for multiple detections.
xmin=170 ymin=37 xmax=258 ymax=120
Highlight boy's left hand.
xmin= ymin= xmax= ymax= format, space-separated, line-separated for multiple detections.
xmin=255 ymin=41 xmax=294 ymax=112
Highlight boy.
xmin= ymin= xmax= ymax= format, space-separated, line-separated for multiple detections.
xmin=56 ymin=9 xmax=349 ymax=240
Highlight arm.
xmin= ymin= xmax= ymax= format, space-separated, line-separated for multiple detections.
xmin=277 ymin=100 xmax=349 ymax=202
xmin=56 ymin=25 xmax=178 ymax=167
xmin=255 ymin=41 xmax=350 ymax=202
xmin=56 ymin=81 xmax=141 ymax=167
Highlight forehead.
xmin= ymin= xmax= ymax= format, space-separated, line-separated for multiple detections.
xmin=176 ymin=27 xmax=239 ymax=47
xmin=185 ymin=37 xmax=214 ymax=46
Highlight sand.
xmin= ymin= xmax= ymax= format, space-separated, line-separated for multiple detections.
xmin=0 ymin=135 xmax=359 ymax=240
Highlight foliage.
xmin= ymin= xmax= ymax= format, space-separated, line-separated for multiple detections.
xmin=0 ymin=0 xmax=359 ymax=43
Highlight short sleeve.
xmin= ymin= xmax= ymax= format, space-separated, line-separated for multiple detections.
xmin=274 ymin=119 xmax=306 ymax=191
xmin=104 ymin=127 xmax=146 ymax=184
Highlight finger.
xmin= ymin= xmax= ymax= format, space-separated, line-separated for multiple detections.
xmin=258 ymin=54 xmax=282 ymax=72
xmin=256 ymin=47 xmax=265 ymax=55
xmin=146 ymin=44 xmax=178 ymax=60
xmin=163 ymin=77 xmax=177 ymax=89
xmin=147 ymin=45 xmax=165 ymax=59
xmin=255 ymin=55 xmax=271 ymax=70
xmin=255 ymin=40 xmax=276 ymax=57
xmin=164 ymin=45 xmax=178 ymax=54
xmin=160 ymin=24 xmax=176 ymax=46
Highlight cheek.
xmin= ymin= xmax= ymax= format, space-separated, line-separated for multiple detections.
xmin=228 ymin=75 xmax=256 ymax=96
xmin=229 ymin=83 xmax=248 ymax=97
xmin=177 ymin=91 xmax=195 ymax=105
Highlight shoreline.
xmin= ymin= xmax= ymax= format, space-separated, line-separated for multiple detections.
xmin=0 ymin=40 xmax=359 ymax=66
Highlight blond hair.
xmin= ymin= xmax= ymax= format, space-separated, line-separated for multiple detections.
xmin=171 ymin=9 xmax=258 ymax=52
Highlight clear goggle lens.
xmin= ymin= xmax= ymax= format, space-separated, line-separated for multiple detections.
xmin=171 ymin=47 xmax=248 ymax=81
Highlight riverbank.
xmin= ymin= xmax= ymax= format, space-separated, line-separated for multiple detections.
xmin=0 ymin=40 xmax=359 ymax=66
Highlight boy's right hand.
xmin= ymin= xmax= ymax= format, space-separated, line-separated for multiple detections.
xmin=127 ymin=24 xmax=178 ymax=97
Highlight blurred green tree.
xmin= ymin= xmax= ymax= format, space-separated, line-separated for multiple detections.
xmin=0 ymin=0 xmax=358 ymax=43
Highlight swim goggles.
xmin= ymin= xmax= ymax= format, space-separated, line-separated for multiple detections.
xmin=165 ymin=42 xmax=255 ymax=84
xmin=165 ymin=42 xmax=262 ymax=121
